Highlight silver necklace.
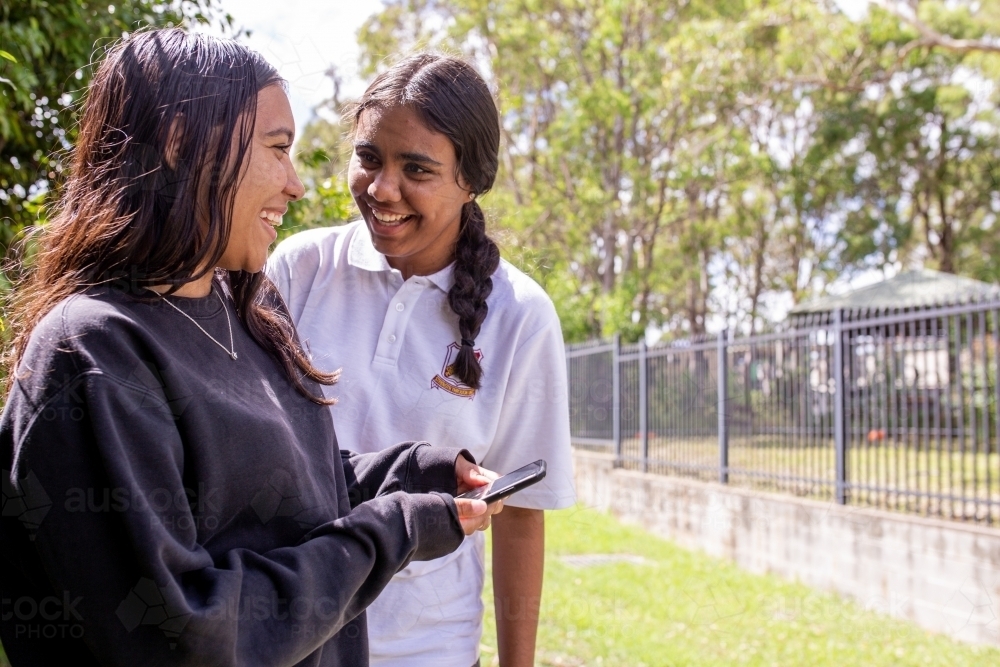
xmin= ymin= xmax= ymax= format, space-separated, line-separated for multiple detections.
xmin=155 ymin=287 xmax=238 ymax=360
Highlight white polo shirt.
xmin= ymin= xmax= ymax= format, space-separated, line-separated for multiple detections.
xmin=266 ymin=220 xmax=576 ymax=667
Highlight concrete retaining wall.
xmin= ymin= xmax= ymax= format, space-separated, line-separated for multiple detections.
xmin=573 ymin=447 xmax=1000 ymax=647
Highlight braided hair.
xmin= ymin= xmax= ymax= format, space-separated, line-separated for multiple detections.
xmin=353 ymin=54 xmax=501 ymax=389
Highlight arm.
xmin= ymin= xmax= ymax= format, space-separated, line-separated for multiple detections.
xmin=492 ymin=507 xmax=545 ymax=667
xmin=341 ymin=447 xmax=501 ymax=537
xmin=482 ymin=311 xmax=577 ymax=666
xmin=339 ymin=444 xmax=472 ymax=508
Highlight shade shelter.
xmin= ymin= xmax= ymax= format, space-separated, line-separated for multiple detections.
xmin=789 ymin=269 xmax=1000 ymax=325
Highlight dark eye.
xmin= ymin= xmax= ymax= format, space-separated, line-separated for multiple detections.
xmin=405 ymin=163 xmax=430 ymax=175
xmin=356 ymin=151 xmax=379 ymax=165
xmin=274 ymin=144 xmax=291 ymax=155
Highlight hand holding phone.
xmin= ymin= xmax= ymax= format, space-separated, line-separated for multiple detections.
xmin=453 ymin=457 xmax=503 ymax=534
xmin=456 ymin=460 xmax=547 ymax=504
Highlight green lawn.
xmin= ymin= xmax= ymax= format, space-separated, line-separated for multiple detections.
xmin=4 ymin=506 xmax=997 ymax=666
xmin=480 ymin=506 xmax=1000 ymax=667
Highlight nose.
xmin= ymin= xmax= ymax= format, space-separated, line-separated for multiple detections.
xmin=285 ymin=161 xmax=305 ymax=201
xmin=368 ymin=167 xmax=401 ymax=203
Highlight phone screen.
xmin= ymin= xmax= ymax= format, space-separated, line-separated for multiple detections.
xmin=457 ymin=460 xmax=546 ymax=502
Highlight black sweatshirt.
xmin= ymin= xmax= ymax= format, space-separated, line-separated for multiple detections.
xmin=0 ymin=282 xmax=468 ymax=666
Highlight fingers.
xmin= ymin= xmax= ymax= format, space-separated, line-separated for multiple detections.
xmin=465 ymin=464 xmax=496 ymax=485
xmin=455 ymin=498 xmax=487 ymax=519
xmin=477 ymin=465 xmax=500 ymax=482
xmin=455 ymin=457 xmax=499 ymax=495
xmin=454 ymin=497 xmax=501 ymax=535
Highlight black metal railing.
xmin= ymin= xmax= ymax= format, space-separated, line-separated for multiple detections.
xmin=566 ymin=302 xmax=1000 ymax=524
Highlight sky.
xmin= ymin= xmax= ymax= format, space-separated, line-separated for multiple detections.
xmin=210 ymin=0 xmax=387 ymax=135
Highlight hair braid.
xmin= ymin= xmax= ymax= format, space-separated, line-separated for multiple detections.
xmin=447 ymin=200 xmax=500 ymax=390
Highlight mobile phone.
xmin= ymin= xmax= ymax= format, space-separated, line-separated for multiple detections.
xmin=456 ymin=460 xmax=547 ymax=504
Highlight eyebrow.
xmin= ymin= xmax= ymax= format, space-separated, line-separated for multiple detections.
xmin=399 ymin=151 xmax=443 ymax=167
xmin=354 ymin=142 xmax=443 ymax=167
xmin=264 ymin=128 xmax=294 ymax=142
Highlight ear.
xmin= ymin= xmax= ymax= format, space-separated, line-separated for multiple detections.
xmin=163 ymin=114 xmax=184 ymax=170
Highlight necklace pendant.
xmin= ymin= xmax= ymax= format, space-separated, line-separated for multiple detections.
xmin=153 ymin=285 xmax=238 ymax=361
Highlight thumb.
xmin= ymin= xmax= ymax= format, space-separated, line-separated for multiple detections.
xmin=455 ymin=498 xmax=487 ymax=518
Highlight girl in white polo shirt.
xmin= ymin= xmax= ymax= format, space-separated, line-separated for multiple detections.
xmin=267 ymin=54 xmax=575 ymax=667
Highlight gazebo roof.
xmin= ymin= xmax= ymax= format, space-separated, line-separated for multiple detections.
xmin=790 ymin=269 xmax=1000 ymax=316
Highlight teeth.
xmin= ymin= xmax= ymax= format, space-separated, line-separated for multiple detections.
xmin=371 ymin=207 xmax=410 ymax=224
xmin=259 ymin=211 xmax=283 ymax=226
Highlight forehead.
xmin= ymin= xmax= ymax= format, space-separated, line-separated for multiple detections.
xmin=354 ymin=105 xmax=456 ymax=161
xmin=254 ymin=85 xmax=294 ymax=134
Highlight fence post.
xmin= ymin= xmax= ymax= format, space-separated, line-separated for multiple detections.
xmin=612 ymin=333 xmax=622 ymax=467
xmin=639 ymin=338 xmax=648 ymax=473
xmin=833 ymin=309 xmax=847 ymax=505
xmin=717 ymin=329 xmax=729 ymax=484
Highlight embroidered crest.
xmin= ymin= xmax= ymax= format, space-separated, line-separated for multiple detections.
xmin=431 ymin=342 xmax=482 ymax=399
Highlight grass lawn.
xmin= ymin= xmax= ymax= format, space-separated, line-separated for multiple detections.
xmin=480 ymin=506 xmax=1000 ymax=667
xmin=4 ymin=506 xmax=997 ymax=666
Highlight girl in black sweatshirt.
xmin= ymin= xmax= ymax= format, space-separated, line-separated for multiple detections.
xmin=0 ymin=28 xmax=500 ymax=667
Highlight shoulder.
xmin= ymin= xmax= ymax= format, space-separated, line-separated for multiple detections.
xmin=267 ymin=222 xmax=364 ymax=307
xmin=32 ymin=289 xmax=141 ymax=352
xmin=13 ymin=290 xmax=144 ymax=403
xmin=269 ymin=222 xmax=360 ymax=269
xmin=488 ymin=259 xmax=561 ymax=334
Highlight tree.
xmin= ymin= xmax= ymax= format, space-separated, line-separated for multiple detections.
xmin=0 ymin=0 xmax=237 ymax=252
xmin=357 ymin=0 xmax=856 ymax=339
xmin=280 ymin=111 xmax=357 ymax=240
xmin=807 ymin=2 xmax=1000 ymax=279
xmin=353 ymin=0 xmax=999 ymax=341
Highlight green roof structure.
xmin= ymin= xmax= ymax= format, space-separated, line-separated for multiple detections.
xmin=790 ymin=269 xmax=1000 ymax=318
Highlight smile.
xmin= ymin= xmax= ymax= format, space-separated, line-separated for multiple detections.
xmin=369 ymin=204 xmax=414 ymax=226
xmin=259 ymin=210 xmax=283 ymax=227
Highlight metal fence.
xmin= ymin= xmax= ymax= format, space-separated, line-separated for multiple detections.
xmin=566 ymin=301 xmax=1000 ymax=525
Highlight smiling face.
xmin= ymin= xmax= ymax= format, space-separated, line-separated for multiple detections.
xmin=219 ymin=84 xmax=304 ymax=274
xmin=348 ymin=105 xmax=473 ymax=278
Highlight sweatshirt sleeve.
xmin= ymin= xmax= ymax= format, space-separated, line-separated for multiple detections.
xmin=3 ymin=348 xmax=465 ymax=666
xmin=339 ymin=444 xmax=475 ymax=509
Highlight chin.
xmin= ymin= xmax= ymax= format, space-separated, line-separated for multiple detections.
xmin=221 ymin=260 xmax=267 ymax=275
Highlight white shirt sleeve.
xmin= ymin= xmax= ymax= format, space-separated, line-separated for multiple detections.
xmin=480 ymin=313 xmax=576 ymax=510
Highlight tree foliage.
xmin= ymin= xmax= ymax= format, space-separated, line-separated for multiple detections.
xmin=345 ymin=0 xmax=1000 ymax=341
xmin=280 ymin=110 xmax=356 ymax=241
xmin=0 ymin=0 xmax=236 ymax=251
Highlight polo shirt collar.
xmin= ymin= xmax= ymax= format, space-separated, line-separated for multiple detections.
xmin=347 ymin=220 xmax=455 ymax=292
xmin=348 ymin=221 xmax=393 ymax=272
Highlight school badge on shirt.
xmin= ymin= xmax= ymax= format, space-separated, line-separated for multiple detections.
xmin=431 ymin=342 xmax=482 ymax=399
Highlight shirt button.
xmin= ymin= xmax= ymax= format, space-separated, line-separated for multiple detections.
xmin=395 ymin=303 xmax=405 ymax=312
xmin=388 ymin=334 xmax=397 ymax=343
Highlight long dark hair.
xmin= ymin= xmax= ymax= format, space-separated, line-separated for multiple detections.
xmin=354 ymin=54 xmax=501 ymax=389
xmin=4 ymin=29 xmax=336 ymax=403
